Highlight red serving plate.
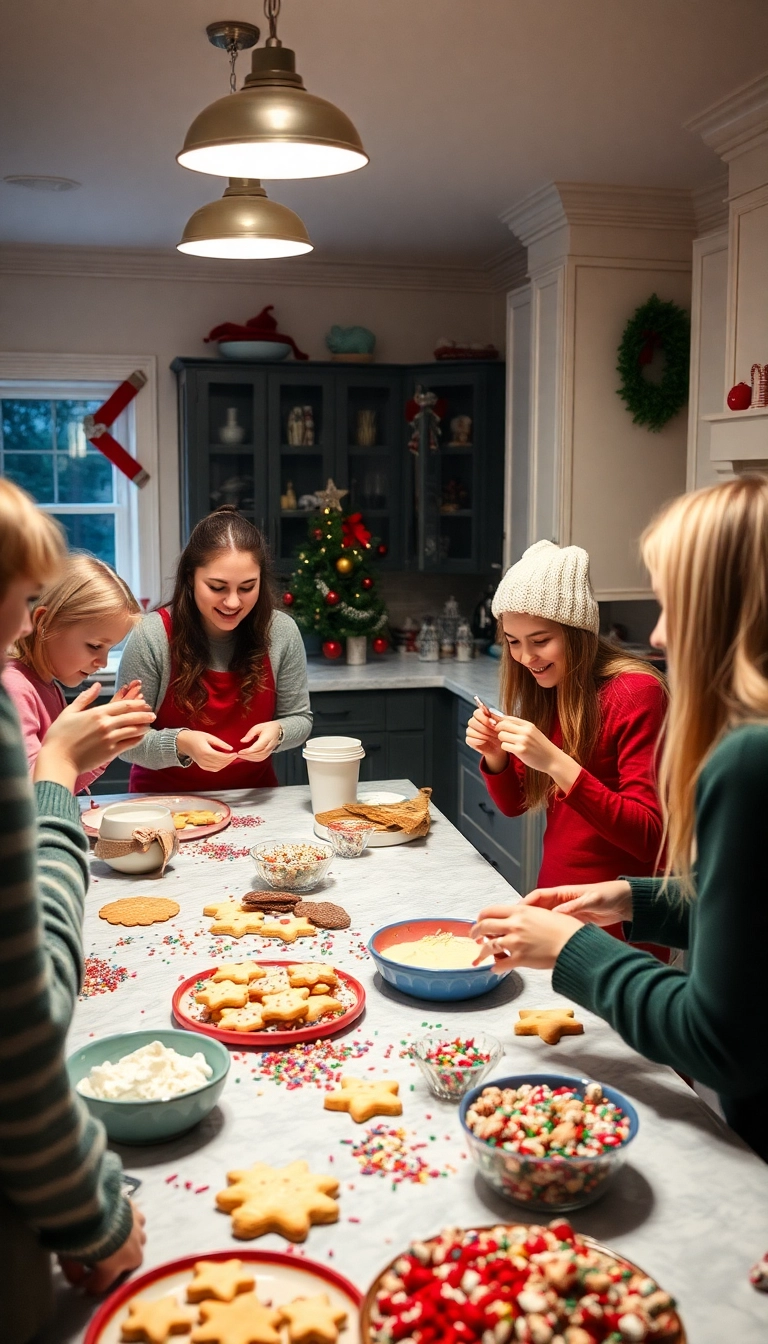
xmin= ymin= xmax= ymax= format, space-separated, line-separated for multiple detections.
xmin=81 ymin=794 xmax=232 ymax=841
xmin=172 ymin=960 xmax=366 ymax=1047
xmin=85 ymin=1248 xmax=362 ymax=1344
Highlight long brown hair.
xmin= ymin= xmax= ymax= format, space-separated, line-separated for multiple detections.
xmin=642 ymin=475 xmax=768 ymax=893
xmin=499 ymin=622 xmax=666 ymax=809
xmin=13 ymin=553 xmax=140 ymax=678
xmin=168 ymin=507 xmax=274 ymax=722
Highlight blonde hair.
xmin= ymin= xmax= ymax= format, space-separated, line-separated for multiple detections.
xmin=14 ymin=553 xmax=141 ymax=679
xmin=641 ymin=475 xmax=768 ymax=892
xmin=499 ymin=621 xmax=666 ymax=811
xmin=0 ymin=478 xmax=65 ymax=598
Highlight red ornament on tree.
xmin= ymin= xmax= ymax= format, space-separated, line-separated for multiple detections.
xmin=376 ymin=543 xmax=388 ymax=557
xmin=372 ymin=636 xmax=388 ymax=655
xmin=324 ymin=589 xmax=341 ymax=606
xmin=361 ymin=576 xmax=374 ymax=591
xmin=312 ymin=526 xmax=324 ymax=540
xmin=282 ymin=591 xmax=295 ymax=606
xmin=322 ymin=639 xmax=343 ymax=660
xmin=727 ymin=381 xmax=752 ymax=411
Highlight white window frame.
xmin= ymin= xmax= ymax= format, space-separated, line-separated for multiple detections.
xmin=0 ymin=353 xmax=161 ymax=608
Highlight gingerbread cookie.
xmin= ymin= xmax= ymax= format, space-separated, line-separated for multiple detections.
xmin=280 ymin=1294 xmax=347 ymax=1344
xmin=196 ymin=980 xmax=249 ymax=1013
xmin=259 ymin=914 xmax=316 ymax=943
xmin=187 ymin=1259 xmax=255 ymax=1303
xmin=241 ymin=890 xmax=300 ymax=913
xmin=99 ymin=897 xmax=179 ymax=927
xmin=120 ymin=1295 xmax=196 ymax=1342
xmin=212 ymin=961 xmax=266 ymax=985
xmin=293 ymin=901 xmax=350 ymax=930
xmin=303 ymin=994 xmax=344 ymax=1025
xmin=205 ymin=901 xmax=266 ymax=938
xmin=217 ymin=1004 xmax=266 ymax=1033
xmin=259 ymin=987 xmax=310 ymax=1024
xmin=216 ymin=1160 xmax=339 ymax=1241
xmin=514 ymin=1007 xmax=584 ymax=1045
xmin=191 ymin=1293 xmax=281 ymax=1344
xmin=288 ymin=963 xmax=338 ymax=989
xmin=323 ymin=1076 xmax=402 ymax=1123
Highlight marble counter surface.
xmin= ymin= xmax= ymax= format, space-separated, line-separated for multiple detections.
xmin=46 ymin=783 xmax=768 ymax=1344
xmin=306 ymin=652 xmax=502 ymax=703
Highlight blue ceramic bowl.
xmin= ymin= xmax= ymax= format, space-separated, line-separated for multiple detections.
xmin=459 ymin=1072 xmax=639 ymax=1211
xmin=218 ymin=341 xmax=290 ymax=362
xmin=67 ymin=1029 xmax=230 ymax=1145
xmin=368 ymin=918 xmax=509 ymax=1002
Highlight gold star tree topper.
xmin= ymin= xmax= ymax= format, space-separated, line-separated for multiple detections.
xmin=315 ymin=478 xmax=348 ymax=512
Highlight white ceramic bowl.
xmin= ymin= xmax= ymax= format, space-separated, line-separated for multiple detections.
xmin=99 ymin=803 xmax=175 ymax=874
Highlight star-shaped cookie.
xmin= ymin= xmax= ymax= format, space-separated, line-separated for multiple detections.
xmin=217 ymin=1004 xmax=266 ymax=1032
xmin=323 ymin=1076 xmax=402 ymax=1123
xmin=259 ymin=914 xmax=316 ymax=944
xmin=287 ymin=963 xmax=338 ymax=989
xmin=187 ymin=1259 xmax=255 ymax=1303
xmin=204 ymin=901 xmax=266 ymax=938
xmin=280 ymin=1293 xmax=348 ymax=1343
xmin=212 ymin=962 xmax=266 ymax=985
xmin=303 ymin=994 xmax=344 ymax=1025
xmin=120 ymin=1294 xmax=196 ymax=1343
xmin=196 ymin=979 xmax=249 ymax=1013
xmin=216 ymin=1160 xmax=340 ymax=1241
xmin=259 ymin=988 xmax=310 ymax=1024
xmin=248 ymin=968 xmax=292 ymax=999
xmin=514 ymin=1007 xmax=584 ymax=1045
xmin=191 ymin=1293 xmax=282 ymax=1344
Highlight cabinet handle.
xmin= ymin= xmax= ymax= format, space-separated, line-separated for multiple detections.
xmin=477 ymin=801 xmax=495 ymax=818
xmin=480 ymin=851 xmax=501 ymax=872
xmin=318 ymin=710 xmax=351 ymax=720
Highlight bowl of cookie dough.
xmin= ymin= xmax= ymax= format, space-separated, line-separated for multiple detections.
xmin=67 ymin=1028 xmax=230 ymax=1144
xmin=368 ymin=917 xmax=509 ymax=1001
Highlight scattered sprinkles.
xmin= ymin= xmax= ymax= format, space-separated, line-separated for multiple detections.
xmin=192 ymin=840 xmax=255 ymax=861
xmin=80 ymin=957 xmax=133 ymax=998
xmin=229 ymin=814 xmax=265 ymax=828
xmin=256 ymin=1038 xmax=373 ymax=1089
xmin=345 ymin=1125 xmax=456 ymax=1185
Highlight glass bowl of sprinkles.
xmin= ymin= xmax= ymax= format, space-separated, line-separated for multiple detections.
xmin=251 ymin=839 xmax=333 ymax=891
xmin=459 ymin=1072 xmax=638 ymax=1211
xmin=411 ymin=1033 xmax=503 ymax=1102
xmin=326 ymin=817 xmax=374 ymax=858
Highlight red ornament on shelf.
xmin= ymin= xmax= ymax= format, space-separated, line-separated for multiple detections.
xmin=312 ymin=526 xmax=324 ymax=540
xmin=324 ymin=589 xmax=341 ymax=606
xmin=282 ymin=591 xmax=295 ymax=606
xmin=727 ymin=381 xmax=752 ymax=411
xmin=372 ymin=636 xmax=389 ymax=654
xmin=322 ymin=639 xmax=343 ymax=660
xmin=376 ymin=542 xmax=388 ymax=557
xmin=361 ymin=576 xmax=374 ymax=591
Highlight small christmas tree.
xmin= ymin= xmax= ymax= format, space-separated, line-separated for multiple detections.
xmin=281 ymin=481 xmax=389 ymax=656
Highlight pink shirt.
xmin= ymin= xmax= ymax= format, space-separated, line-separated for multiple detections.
xmin=1 ymin=659 xmax=104 ymax=794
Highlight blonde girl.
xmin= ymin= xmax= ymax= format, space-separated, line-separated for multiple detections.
xmin=3 ymin=553 xmax=143 ymax=793
xmin=471 ymin=478 xmax=768 ymax=1159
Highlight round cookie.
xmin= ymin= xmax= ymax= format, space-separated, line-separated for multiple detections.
xmin=98 ymin=897 xmax=179 ymax=927
xmin=293 ymin=900 xmax=350 ymax=930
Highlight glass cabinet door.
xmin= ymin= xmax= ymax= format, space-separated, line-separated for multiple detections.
xmin=267 ymin=370 xmax=335 ymax=570
xmin=183 ymin=369 xmax=268 ymax=538
xmin=406 ymin=368 xmax=485 ymax=572
xmin=335 ymin=372 xmax=402 ymax=568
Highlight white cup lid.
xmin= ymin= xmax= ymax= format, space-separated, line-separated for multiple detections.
xmin=303 ymin=747 xmax=365 ymax=762
xmin=303 ymin=736 xmax=363 ymax=755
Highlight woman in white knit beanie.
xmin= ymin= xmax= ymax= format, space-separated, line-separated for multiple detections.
xmin=466 ymin=539 xmax=668 ymax=954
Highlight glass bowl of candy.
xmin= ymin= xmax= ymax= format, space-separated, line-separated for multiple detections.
xmin=250 ymin=839 xmax=333 ymax=892
xmin=411 ymin=1032 xmax=503 ymax=1102
xmin=326 ymin=817 xmax=375 ymax=858
xmin=459 ymin=1073 xmax=638 ymax=1211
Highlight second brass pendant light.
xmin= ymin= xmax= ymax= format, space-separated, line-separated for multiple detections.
xmin=176 ymin=0 xmax=368 ymax=260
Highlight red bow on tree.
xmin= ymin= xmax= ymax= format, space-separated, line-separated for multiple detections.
xmin=342 ymin=513 xmax=371 ymax=548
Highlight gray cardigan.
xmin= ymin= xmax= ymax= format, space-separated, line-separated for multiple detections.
xmin=117 ymin=609 xmax=312 ymax=770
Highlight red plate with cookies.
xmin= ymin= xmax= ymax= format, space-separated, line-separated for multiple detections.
xmin=84 ymin=1247 xmax=361 ymax=1344
xmin=172 ymin=960 xmax=366 ymax=1047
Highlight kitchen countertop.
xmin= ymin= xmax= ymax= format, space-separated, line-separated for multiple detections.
xmin=46 ymin=782 xmax=768 ymax=1344
xmin=305 ymin=652 xmax=502 ymax=704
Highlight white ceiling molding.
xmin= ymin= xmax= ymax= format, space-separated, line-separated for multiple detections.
xmin=0 ymin=242 xmax=519 ymax=294
xmin=691 ymin=173 xmax=729 ymax=235
xmin=500 ymin=182 xmax=697 ymax=248
xmin=685 ymin=70 xmax=768 ymax=161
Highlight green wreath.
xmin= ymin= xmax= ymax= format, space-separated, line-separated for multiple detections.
xmin=616 ymin=293 xmax=690 ymax=432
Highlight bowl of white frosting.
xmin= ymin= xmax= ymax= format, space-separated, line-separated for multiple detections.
xmin=368 ymin=918 xmax=511 ymax=1001
xmin=66 ymin=1029 xmax=230 ymax=1144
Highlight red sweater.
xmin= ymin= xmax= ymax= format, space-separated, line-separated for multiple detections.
xmin=480 ymin=672 xmax=666 ymax=887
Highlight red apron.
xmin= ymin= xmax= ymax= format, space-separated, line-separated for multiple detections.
xmin=129 ymin=607 xmax=279 ymax=793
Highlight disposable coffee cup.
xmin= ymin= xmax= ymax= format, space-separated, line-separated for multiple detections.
xmin=303 ymin=736 xmax=365 ymax=814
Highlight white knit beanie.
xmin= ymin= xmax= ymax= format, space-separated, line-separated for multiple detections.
xmin=491 ymin=539 xmax=599 ymax=635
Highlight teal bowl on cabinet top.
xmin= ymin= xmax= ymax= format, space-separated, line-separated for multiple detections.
xmin=368 ymin=917 xmax=509 ymax=1002
xmin=66 ymin=1029 xmax=230 ymax=1145
xmin=218 ymin=340 xmax=291 ymax=362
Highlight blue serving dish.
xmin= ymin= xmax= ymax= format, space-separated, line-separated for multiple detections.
xmin=459 ymin=1072 xmax=639 ymax=1211
xmin=67 ymin=1028 xmax=230 ymax=1145
xmin=368 ymin=917 xmax=509 ymax=1002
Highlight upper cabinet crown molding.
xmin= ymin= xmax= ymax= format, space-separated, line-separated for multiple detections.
xmin=691 ymin=173 xmax=730 ymax=236
xmin=500 ymin=182 xmax=696 ymax=252
xmin=685 ymin=71 xmax=768 ymax=162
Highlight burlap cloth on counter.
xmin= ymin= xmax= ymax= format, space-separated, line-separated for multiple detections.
xmin=94 ymin=826 xmax=178 ymax=876
xmin=316 ymin=787 xmax=432 ymax=838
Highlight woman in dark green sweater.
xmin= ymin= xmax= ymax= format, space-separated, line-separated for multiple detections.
xmin=472 ymin=476 xmax=768 ymax=1160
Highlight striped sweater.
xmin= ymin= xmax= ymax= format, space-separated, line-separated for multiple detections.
xmin=0 ymin=685 xmax=131 ymax=1263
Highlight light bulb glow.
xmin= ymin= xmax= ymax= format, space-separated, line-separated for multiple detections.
xmin=177 ymin=236 xmax=313 ymax=259
xmin=177 ymin=141 xmax=368 ymax=180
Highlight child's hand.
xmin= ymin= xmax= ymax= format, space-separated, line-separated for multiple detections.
xmin=471 ymin=901 xmax=582 ymax=971
xmin=111 ymin=679 xmax=143 ymax=703
xmin=523 ymin=881 xmax=633 ymax=926
xmin=59 ymin=1200 xmax=146 ymax=1295
xmin=465 ymin=707 xmax=506 ymax=773
xmin=35 ymin=685 xmax=155 ymax=789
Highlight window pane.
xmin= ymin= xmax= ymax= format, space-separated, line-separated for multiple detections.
xmin=1 ymin=400 xmax=54 ymax=453
xmin=54 ymin=400 xmax=103 ymax=456
xmin=3 ymin=452 xmax=55 ymax=502
xmin=57 ymin=452 xmax=113 ymax=503
xmin=51 ymin=513 xmax=115 ymax=567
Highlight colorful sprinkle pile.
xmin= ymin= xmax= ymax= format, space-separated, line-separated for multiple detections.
xmin=80 ymin=957 xmax=132 ymax=998
xmin=256 ymin=1038 xmax=373 ymax=1089
xmin=345 ymin=1125 xmax=455 ymax=1185
xmin=229 ymin=814 xmax=265 ymax=829
xmin=413 ymin=1035 xmax=499 ymax=1100
xmin=193 ymin=841 xmax=254 ymax=861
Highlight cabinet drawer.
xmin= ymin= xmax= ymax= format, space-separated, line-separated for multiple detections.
xmin=460 ymin=811 xmax=521 ymax=888
xmin=454 ymin=694 xmax=475 ymax=745
xmin=357 ymin=733 xmax=387 ymax=781
xmin=385 ymin=691 xmax=425 ymax=732
xmin=310 ymin=692 xmax=386 ymax=733
xmin=457 ymin=750 xmax=524 ymax=872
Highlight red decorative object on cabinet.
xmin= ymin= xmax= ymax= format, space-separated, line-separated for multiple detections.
xmin=372 ymin=636 xmax=388 ymax=654
xmin=322 ymin=639 xmax=343 ymax=660
xmin=727 ymin=382 xmax=752 ymax=411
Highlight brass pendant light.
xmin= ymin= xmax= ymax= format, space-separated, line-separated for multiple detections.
xmin=177 ymin=1 xmax=368 ymax=180
xmin=177 ymin=177 xmax=312 ymax=258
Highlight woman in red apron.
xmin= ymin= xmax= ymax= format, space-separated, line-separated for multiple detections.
xmin=120 ymin=507 xmax=310 ymax=792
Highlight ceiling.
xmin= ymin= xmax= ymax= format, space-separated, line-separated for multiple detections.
xmin=1 ymin=0 xmax=767 ymax=263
